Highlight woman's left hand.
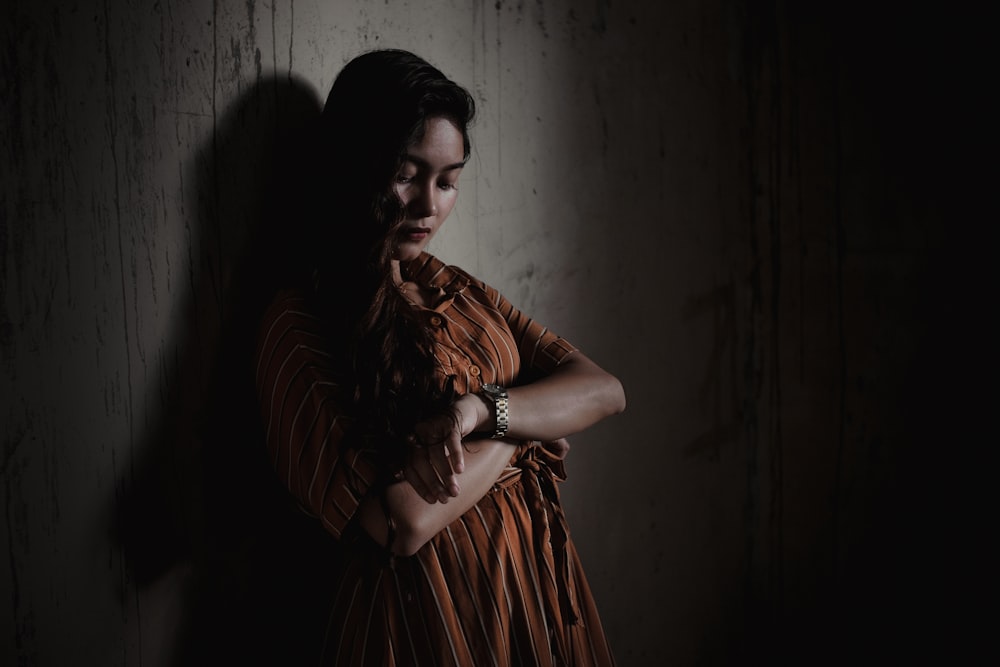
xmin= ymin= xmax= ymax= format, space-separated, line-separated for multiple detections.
xmin=405 ymin=394 xmax=488 ymax=503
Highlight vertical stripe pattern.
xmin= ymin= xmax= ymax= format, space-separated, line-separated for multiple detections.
xmin=255 ymin=253 xmax=615 ymax=666
xmin=255 ymin=298 xmax=376 ymax=538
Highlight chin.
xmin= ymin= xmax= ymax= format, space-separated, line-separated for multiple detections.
xmin=393 ymin=241 xmax=429 ymax=262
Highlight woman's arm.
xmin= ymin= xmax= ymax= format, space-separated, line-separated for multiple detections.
xmin=356 ymin=436 xmax=517 ymax=556
xmin=410 ymin=350 xmax=625 ymax=493
xmin=359 ymin=350 xmax=624 ymax=556
xmin=492 ymin=350 xmax=627 ymax=441
xmin=359 ymin=437 xmax=570 ymax=556
xmin=256 ymin=291 xmax=382 ymax=540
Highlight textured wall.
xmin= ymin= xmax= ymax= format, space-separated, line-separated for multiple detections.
xmin=2 ymin=1 xmax=991 ymax=665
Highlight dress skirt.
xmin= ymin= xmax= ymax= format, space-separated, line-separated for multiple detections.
xmin=321 ymin=446 xmax=615 ymax=667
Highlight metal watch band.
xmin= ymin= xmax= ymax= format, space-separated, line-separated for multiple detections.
xmin=482 ymin=384 xmax=509 ymax=438
xmin=492 ymin=394 xmax=509 ymax=438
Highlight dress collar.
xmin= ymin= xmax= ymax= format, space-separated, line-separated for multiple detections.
xmin=399 ymin=252 xmax=470 ymax=294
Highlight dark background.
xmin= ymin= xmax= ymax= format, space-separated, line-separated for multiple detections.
xmin=2 ymin=0 xmax=995 ymax=664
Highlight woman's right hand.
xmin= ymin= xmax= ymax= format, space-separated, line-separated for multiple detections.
xmin=403 ymin=394 xmax=490 ymax=504
xmin=364 ymin=433 xmax=519 ymax=556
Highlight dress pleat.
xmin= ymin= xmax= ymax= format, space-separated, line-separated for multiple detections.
xmin=256 ymin=253 xmax=615 ymax=666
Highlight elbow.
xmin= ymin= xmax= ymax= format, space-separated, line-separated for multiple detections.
xmin=391 ymin=539 xmax=423 ymax=559
xmin=594 ymin=368 xmax=625 ymax=418
xmin=390 ymin=514 xmax=435 ymax=558
xmin=358 ymin=491 xmax=432 ymax=558
xmin=393 ymin=531 xmax=436 ymax=558
xmin=608 ymin=375 xmax=626 ymax=416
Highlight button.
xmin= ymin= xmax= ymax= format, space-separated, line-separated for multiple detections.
xmin=469 ymin=365 xmax=480 ymax=377
xmin=429 ymin=315 xmax=442 ymax=327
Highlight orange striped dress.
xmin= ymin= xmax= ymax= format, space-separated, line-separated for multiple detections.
xmin=255 ymin=253 xmax=615 ymax=666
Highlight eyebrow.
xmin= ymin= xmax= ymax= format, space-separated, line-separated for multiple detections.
xmin=402 ymin=154 xmax=468 ymax=172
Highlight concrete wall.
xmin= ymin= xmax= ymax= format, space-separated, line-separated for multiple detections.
xmin=2 ymin=1 xmax=991 ymax=665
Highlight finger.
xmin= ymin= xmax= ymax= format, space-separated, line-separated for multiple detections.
xmin=404 ymin=457 xmax=446 ymax=504
xmin=444 ymin=428 xmax=465 ymax=476
xmin=402 ymin=464 xmax=434 ymax=504
xmin=426 ymin=441 xmax=460 ymax=498
xmin=421 ymin=449 xmax=456 ymax=504
xmin=413 ymin=416 xmax=448 ymax=448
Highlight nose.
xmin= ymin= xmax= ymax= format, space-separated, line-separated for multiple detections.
xmin=406 ymin=183 xmax=438 ymax=219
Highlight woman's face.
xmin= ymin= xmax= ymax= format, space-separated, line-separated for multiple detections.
xmin=392 ymin=116 xmax=466 ymax=262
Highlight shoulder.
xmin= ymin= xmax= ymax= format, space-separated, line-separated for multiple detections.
xmin=440 ymin=260 xmax=487 ymax=291
xmin=406 ymin=252 xmax=495 ymax=299
xmin=439 ymin=259 xmax=504 ymax=310
xmin=259 ymin=287 xmax=320 ymax=335
xmin=256 ymin=287 xmax=330 ymax=366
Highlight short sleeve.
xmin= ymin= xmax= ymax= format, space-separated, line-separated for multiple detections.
xmin=487 ymin=286 xmax=578 ymax=376
xmin=254 ymin=290 xmax=377 ymax=540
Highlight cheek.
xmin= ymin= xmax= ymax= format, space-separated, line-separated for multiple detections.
xmin=439 ymin=192 xmax=460 ymax=218
xmin=393 ymin=184 xmax=410 ymax=206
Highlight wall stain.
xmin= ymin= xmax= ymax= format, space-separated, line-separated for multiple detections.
xmin=5 ymin=462 xmax=37 ymax=664
xmin=831 ymin=49 xmax=847 ymax=588
xmin=737 ymin=0 xmax=789 ymax=641
xmin=682 ymin=279 xmax=740 ymax=461
xmin=592 ymin=0 xmax=610 ymax=35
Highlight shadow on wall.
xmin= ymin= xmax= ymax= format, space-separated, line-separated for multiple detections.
xmin=109 ymin=74 xmax=340 ymax=664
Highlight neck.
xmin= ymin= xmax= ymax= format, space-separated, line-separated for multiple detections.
xmin=390 ymin=259 xmax=403 ymax=286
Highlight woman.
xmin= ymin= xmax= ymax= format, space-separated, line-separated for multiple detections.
xmin=255 ymin=49 xmax=625 ymax=666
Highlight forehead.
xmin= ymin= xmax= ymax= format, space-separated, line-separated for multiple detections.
xmin=405 ymin=117 xmax=465 ymax=166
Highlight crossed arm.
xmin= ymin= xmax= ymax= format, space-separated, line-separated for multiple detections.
xmin=357 ymin=351 xmax=626 ymax=556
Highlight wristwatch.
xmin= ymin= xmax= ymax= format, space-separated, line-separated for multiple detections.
xmin=480 ymin=383 xmax=509 ymax=438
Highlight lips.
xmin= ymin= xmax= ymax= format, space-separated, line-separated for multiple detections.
xmin=401 ymin=227 xmax=431 ymax=240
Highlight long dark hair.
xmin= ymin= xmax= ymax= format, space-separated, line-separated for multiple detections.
xmin=306 ymin=49 xmax=475 ymax=466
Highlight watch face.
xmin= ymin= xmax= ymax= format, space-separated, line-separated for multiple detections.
xmin=482 ymin=383 xmax=503 ymax=396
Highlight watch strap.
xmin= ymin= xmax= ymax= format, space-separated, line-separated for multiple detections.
xmin=481 ymin=384 xmax=509 ymax=438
